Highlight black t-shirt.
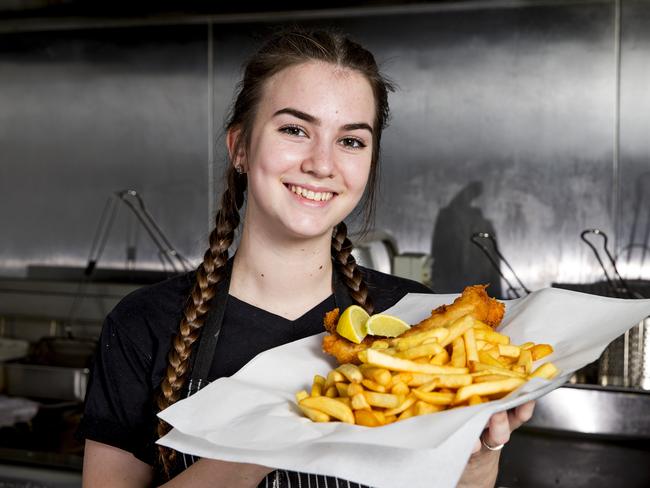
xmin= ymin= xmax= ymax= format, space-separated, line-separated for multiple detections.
xmin=77 ymin=265 xmax=431 ymax=482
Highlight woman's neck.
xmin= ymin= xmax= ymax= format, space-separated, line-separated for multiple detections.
xmin=229 ymin=224 xmax=334 ymax=320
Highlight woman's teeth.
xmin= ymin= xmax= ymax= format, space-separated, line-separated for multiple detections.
xmin=290 ymin=185 xmax=334 ymax=202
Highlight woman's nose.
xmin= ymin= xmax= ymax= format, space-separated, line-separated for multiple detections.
xmin=301 ymin=140 xmax=334 ymax=178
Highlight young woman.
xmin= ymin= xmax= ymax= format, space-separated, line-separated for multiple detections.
xmin=79 ymin=30 xmax=534 ymax=488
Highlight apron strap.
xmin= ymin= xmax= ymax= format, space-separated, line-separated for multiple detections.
xmin=188 ymin=257 xmax=234 ymax=390
xmin=181 ymin=257 xmax=234 ymax=469
xmin=332 ymin=263 xmax=355 ymax=312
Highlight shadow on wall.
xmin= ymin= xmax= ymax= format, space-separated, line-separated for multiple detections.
xmin=430 ymin=181 xmax=503 ymax=298
xmin=621 ymin=171 xmax=650 ymax=278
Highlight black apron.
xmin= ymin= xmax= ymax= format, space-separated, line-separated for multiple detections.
xmin=178 ymin=259 xmax=369 ymax=488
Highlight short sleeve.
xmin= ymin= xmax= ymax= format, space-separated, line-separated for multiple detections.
xmin=77 ymin=315 xmax=157 ymax=465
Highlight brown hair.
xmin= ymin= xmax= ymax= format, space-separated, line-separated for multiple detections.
xmin=156 ymin=28 xmax=394 ymax=477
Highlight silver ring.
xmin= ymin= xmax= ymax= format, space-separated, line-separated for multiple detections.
xmin=481 ymin=434 xmax=504 ymax=451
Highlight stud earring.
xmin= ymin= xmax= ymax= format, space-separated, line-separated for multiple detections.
xmin=235 ymin=164 xmax=244 ymax=174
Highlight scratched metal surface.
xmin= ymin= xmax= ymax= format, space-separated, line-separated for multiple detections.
xmin=0 ymin=25 xmax=209 ymax=277
xmin=0 ymin=2 xmax=646 ymax=297
xmin=348 ymin=4 xmax=617 ymax=295
xmin=209 ymin=2 xmax=618 ymax=296
xmin=617 ymin=0 xmax=650 ymax=283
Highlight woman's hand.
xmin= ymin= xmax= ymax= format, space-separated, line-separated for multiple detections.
xmin=471 ymin=400 xmax=536 ymax=453
xmin=457 ymin=401 xmax=535 ymax=488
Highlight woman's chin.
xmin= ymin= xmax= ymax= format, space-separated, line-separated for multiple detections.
xmin=280 ymin=220 xmax=339 ymax=242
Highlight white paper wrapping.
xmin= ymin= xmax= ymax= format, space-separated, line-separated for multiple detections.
xmin=158 ymin=287 xmax=650 ymax=488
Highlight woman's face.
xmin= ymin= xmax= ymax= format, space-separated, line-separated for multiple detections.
xmin=237 ymin=61 xmax=375 ymax=243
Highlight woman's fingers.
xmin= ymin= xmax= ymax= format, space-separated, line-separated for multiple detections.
xmin=507 ymin=400 xmax=536 ymax=431
xmin=480 ymin=400 xmax=537 ymax=451
xmin=480 ymin=401 xmax=535 ymax=452
xmin=483 ymin=411 xmax=510 ymax=447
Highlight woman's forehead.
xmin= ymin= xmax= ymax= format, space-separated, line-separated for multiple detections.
xmin=259 ymin=61 xmax=376 ymax=124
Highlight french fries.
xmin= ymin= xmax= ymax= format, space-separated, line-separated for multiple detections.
xmin=297 ymin=311 xmax=559 ymax=427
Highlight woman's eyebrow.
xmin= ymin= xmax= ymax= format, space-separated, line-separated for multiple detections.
xmin=273 ymin=107 xmax=373 ymax=135
xmin=273 ymin=107 xmax=317 ymax=124
xmin=342 ymin=122 xmax=373 ymax=135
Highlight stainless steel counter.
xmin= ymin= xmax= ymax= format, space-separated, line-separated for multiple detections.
xmin=528 ymin=383 xmax=650 ymax=438
xmin=497 ymin=428 xmax=650 ymax=488
xmin=498 ymin=383 xmax=650 ymax=487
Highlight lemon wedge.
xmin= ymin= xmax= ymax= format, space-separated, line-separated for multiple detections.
xmin=365 ymin=314 xmax=410 ymax=337
xmin=336 ymin=305 xmax=370 ymax=344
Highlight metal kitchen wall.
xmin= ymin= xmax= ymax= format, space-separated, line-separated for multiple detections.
xmin=1 ymin=0 xmax=648 ymax=294
xmin=0 ymin=25 xmax=211 ymax=277
xmin=618 ymin=1 xmax=650 ymax=284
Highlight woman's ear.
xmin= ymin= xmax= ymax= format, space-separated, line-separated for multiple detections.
xmin=226 ymin=127 xmax=246 ymax=170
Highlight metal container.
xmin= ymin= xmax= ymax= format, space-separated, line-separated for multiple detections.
xmin=554 ymin=280 xmax=650 ymax=390
xmin=599 ymin=316 xmax=650 ymax=389
xmin=563 ymin=230 xmax=650 ymax=390
xmin=351 ymin=230 xmax=399 ymax=275
xmin=3 ymin=361 xmax=89 ymax=401
xmin=0 ymin=338 xmax=29 ymax=362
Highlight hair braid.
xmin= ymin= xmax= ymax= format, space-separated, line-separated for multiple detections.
xmin=156 ymin=167 xmax=246 ymax=478
xmin=331 ymin=222 xmax=374 ymax=315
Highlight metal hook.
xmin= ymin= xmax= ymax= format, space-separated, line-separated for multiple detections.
xmin=115 ymin=189 xmax=193 ymax=273
xmin=470 ymin=232 xmax=531 ymax=298
xmin=68 ymin=190 xmax=192 ymax=328
xmin=580 ymin=229 xmax=634 ymax=298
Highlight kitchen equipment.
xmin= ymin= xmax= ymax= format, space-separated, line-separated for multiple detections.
xmin=67 ymin=188 xmax=191 ymax=327
xmin=28 ymin=336 xmax=96 ymax=369
xmin=580 ymin=229 xmax=641 ymax=299
xmin=350 ymin=230 xmax=398 ymax=275
xmin=579 ymin=229 xmax=649 ymax=389
xmin=470 ymin=231 xmax=531 ymax=298
xmin=0 ymin=338 xmax=30 ymax=394
xmin=0 ymin=338 xmax=29 ymax=362
xmin=393 ymin=252 xmax=432 ymax=288
xmin=1 ymin=336 xmax=95 ymax=402
xmin=3 ymin=361 xmax=89 ymax=402
xmin=84 ymin=189 xmax=193 ymax=276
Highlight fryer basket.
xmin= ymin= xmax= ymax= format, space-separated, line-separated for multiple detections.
xmin=552 ymin=280 xmax=650 ymax=390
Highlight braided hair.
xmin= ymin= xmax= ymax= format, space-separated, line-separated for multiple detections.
xmin=156 ymin=28 xmax=393 ymax=477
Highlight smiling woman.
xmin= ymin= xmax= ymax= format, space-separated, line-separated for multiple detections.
xmin=77 ymin=29 xmax=533 ymax=488
xmin=237 ymin=61 xmax=375 ymax=244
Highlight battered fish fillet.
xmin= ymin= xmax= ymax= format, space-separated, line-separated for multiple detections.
xmin=322 ymin=285 xmax=505 ymax=365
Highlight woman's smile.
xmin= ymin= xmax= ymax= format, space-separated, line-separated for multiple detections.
xmin=285 ymin=183 xmax=337 ymax=205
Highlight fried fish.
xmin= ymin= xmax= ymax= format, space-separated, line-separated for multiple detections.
xmin=322 ymin=285 xmax=505 ymax=365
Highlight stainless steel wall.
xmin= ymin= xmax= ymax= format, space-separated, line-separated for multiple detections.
xmin=1 ymin=1 xmax=648 ymax=297
xmin=0 ymin=26 xmax=209 ymax=276
xmin=618 ymin=0 xmax=650 ymax=283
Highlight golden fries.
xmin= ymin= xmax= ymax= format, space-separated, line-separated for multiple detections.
xmin=454 ymin=377 xmax=526 ymax=404
xmin=311 ymin=375 xmax=325 ymax=397
xmin=297 ymin=308 xmax=559 ymax=427
xmin=336 ymin=364 xmax=363 ymax=384
xmin=393 ymin=327 xmax=449 ymax=351
xmin=299 ymin=396 xmax=355 ymax=424
xmin=361 ymin=349 xmax=469 ymax=375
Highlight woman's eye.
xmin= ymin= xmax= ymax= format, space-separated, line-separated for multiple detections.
xmin=279 ymin=125 xmax=306 ymax=137
xmin=340 ymin=137 xmax=366 ymax=149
